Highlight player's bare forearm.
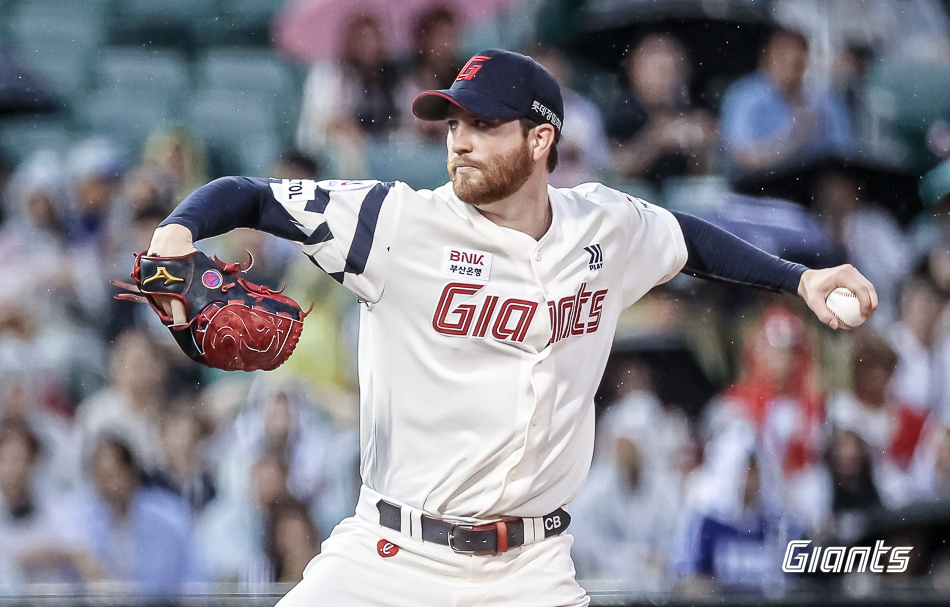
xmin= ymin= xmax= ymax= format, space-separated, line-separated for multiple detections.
xmin=797 ymin=264 xmax=878 ymax=330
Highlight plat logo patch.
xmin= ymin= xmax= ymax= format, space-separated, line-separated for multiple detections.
xmin=201 ymin=270 xmax=223 ymax=289
xmin=377 ymin=539 xmax=399 ymax=558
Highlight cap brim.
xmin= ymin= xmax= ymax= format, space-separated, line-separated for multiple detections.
xmin=412 ymin=88 xmax=525 ymax=122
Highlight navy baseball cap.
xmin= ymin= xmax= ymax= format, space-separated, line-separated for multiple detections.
xmin=412 ymin=49 xmax=564 ymax=142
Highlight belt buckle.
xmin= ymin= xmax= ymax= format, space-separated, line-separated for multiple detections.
xmin=446 ymin=523 xmax=468 ymax=554
xmin=447 ymin=522 xmax=503 ymax=555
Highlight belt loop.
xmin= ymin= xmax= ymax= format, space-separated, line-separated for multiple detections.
xmin=495 ymin=521 xmax=509 ymax=553
xmin=400 ymin=504 xmax=413 ymax=540
xmin=522 ymin=516 xmax=539 ymax=545
xmin=409 ymin=509 xmax=424 ymax=543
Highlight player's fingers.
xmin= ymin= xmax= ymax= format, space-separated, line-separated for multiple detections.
xmin=831 ymin=264 xmax=877 ymax=319
xmin=170 ymin=299 xmax=186 ymax=325
xmin=153 ymin=295 xmax=186 ymax=325
xmin=804 ymin=290 xmax=838 ymax=329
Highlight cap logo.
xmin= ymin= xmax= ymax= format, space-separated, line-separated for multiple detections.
xmin=456 ymin=56 xmax=491 ymax=81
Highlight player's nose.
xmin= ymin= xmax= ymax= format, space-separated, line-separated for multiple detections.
xmin=449 ymin=124 xmax=473 ymax=155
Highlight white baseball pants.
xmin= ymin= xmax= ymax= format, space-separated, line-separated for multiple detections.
xmin=274 ymin=486 xmax=590 ymax=607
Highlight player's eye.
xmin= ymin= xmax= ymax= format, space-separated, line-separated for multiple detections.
xmin=446 ymin=120 xmax=459 ymax=131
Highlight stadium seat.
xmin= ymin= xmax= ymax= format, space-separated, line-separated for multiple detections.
xmin=8 ymin=6 xmax=104 ymax=97
xmin=95 ymin=47 xmax=191 ymax=99
xmin=187 ymin=88 xmax=277 ymax=138
xmin=195 ymin=47 xmax=300 ymax=134
xmin=76 ymin=90 xmax=175 ymax=154
xmin=235 ymin=133 xmax=282 ymax=176
xmin=866 ymin=60 xmax=950 ymax=171
xmin=366 ymin=135 xmax=449 ymax=190
xmin=0 ymin=118 xmax=73 ymax=164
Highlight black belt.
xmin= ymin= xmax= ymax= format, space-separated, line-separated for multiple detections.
xmin=376 ymin=500 xmax=570 ymax=554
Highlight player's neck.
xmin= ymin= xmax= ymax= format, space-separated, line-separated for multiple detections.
xmin=474 ymin=174 xmax=551 ymax=240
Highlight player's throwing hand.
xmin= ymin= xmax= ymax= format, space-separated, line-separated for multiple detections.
xmin=797 ymin=264 xmax=878 ymax=329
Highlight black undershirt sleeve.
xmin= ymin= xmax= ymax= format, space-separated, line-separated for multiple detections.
xmin=160 ymin=176 xmax=273 ymax=241
xmin=671 ymin=210 xmax=807 ymax=295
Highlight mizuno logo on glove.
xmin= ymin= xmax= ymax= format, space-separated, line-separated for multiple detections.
xmin=142 ymin=266 xmax=184 ymax=286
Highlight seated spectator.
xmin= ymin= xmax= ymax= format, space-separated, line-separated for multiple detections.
xmin=152 ymin=401 xmax=217 ymax=515
xmin=827 ymin=332 xmax=927 ymax=471
xmin=398 ymin=5 xmax=465 ymax=141
xmin=719 ymin=26 xmax=852 ymax=183
xmin=70 ymin=434 xmax=198 ymax=596
xmin=0 ymin=419 xmax=97 ymax=592
xmin=912 ymin=159 xmax=950 ymax=258
xmin=65 ymin=138 xmax=124 ymax=252
xmin=788 ymin=428 xmax=888 ymax=545
xmin=570 ymin=390 xmax=682 ymax=593
xmin=0 ymin=377 xmax=76 ymax=493
xmin=673 ymin=425 xmax=797 ymax=596
xmin=604 ymin=34 xmax=715 ymax=186
xmin=0 ymin=150 xmax=110 ymax=331
xmin=216 ymin=382 xmax=334 ymax=517
xmin=533 ymin=44 xmax=611 ymax=188
xmin=907 ymin=418 xmax=950 ymax=501
xmin=812 ymin=169 xmax=912 ymax=326
xmin=297 ymin=13 xmax=401 ymax=176
xmin=704 ymin=303 xmax=825 ymax=475
xmin=195 ymin=449 xmax=291 ymax=584
xmin=887 ymin=273 xmax=950 ymax=418
xmin=142 ymin=127 xmax=209 ymax=206
xmin=265 ymin=498 xmax=321 ymax=584
xmin=272 ymin=150 xmax=321 ymax=181
xmin=73 ymin=329 xmax=172 ymax=476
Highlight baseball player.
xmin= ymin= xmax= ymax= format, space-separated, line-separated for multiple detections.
xmin=146 ymin=49 xmax=876 ymax=606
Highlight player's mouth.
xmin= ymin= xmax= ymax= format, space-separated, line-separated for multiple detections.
xmin=449 ymin=157 xmax=482 ymax=173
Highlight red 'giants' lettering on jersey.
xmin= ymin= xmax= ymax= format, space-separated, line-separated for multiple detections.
xmin=432 ymin=282 xmax=607 ymax=344
xmin=433 ymin=283 xmax=537 ymax=342
xmin=456 ymin=56 xmax=490 ymax=80
xmin=547 ymin=283 xmax=607 ymax=344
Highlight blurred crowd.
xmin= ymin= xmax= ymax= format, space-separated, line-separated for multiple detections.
xmin=2 ymin=0 xmax=950 ymax=601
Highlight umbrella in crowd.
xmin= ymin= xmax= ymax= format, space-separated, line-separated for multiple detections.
xmin=559 ymin=0 xmax=775 ymax=110
xmin=0 ymin=47 xmax=59 ymax=117
xmin=272 ymin=0 xmax=518 ymax=63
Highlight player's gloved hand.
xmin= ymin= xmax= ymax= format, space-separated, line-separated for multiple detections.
xmin=112 ymin=226 xmax=309 ymax=372
xmin=798 ymin=264 xmax=878 ymax=330
xmin=146 ymin=224 xmax=199 ymax=324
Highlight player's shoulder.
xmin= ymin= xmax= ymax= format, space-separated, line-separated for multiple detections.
xmin=554 ymin=181 xmax=659 ymax=214
xmin=321 ymin=178 xmax=442 ymax=194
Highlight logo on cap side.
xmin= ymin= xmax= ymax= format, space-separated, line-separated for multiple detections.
xmin=456 ymin=56 xmax=491 ymax=81
xmin=530 ymin=100 xmax=562 ymax=131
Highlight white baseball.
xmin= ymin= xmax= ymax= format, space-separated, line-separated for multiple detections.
xmin=825 ymin=287 xmax=866 ymax=328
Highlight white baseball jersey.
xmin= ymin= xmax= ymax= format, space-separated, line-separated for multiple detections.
xmin=262 ymin=178 xmax=687 ymax=520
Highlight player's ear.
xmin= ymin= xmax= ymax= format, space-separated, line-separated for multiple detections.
xmin=531 ymin=124 xmax=556 ymax=163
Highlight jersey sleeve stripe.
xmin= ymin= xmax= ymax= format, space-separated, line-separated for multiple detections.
xmin=304 ymin=187 xmax=331 ymax=213
xmin=304 ymin=221 xmax=334 ymax=245
xmin=342 ymin=181 xmax=393 ymax=276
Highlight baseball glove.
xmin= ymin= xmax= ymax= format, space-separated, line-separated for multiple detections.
xmin=112 ymin=251 xmax=309 ymax=372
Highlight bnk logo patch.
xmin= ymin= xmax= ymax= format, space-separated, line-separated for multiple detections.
xmin=442 ymin=246 xmax=492 ymax=282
